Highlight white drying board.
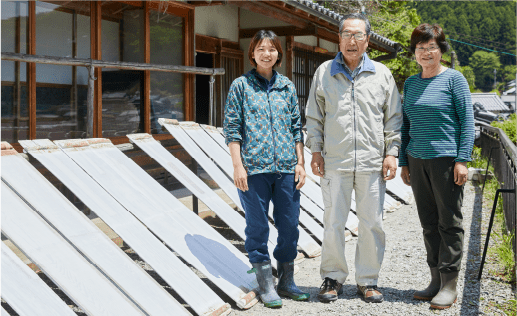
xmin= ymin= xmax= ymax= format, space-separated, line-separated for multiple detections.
xmin=20 ymin=139 xmax=229 ymax=316
xmin=200 ymin=124 xmax=230 ymax=153
xmin=1 ymin=182 xmax=144 ymax=316
xmin=157 ymin=124 xmax=323 ymax=256
xmin=187 ymin=124 xmax=323 ymax=241
xmin=1 ymin=245 xmax=77 ymax=316
xmin=176 ymin=122 xmax=321 ymax=257
xmin=194 ymin=123 xmax=358 ymax=235
xmin=126 ymin=132 xmax=276 ymax=266
xmin=2 ymin=144 xmax=190 ymax=316
xmin=54 ymin=139 xmax=259 ymax=309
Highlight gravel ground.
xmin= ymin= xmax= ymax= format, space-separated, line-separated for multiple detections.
xmin=2 ymin=181 xmax=515 ymax=316
xmin=226 ymin=181 xmax=515 ymax=316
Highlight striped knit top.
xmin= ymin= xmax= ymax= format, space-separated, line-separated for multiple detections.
xmin=399 ymin=68 xmax=475 ymax=166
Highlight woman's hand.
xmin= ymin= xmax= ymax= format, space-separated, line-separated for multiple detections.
xmin=401 ymin=166 xmax=411 ymax=186
xmin=295 ymin=164 xmax=306 ymax=190
xmin=228 ymin=141 xmax=248 ymax=192
xmin=454 ymin=162 xmax=468 ymax=186
xmin=234 ymin=165 xmax=248 ymax=192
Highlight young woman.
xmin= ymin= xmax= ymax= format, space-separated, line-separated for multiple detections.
xmin=223 ymin=30 xmax=308 ymax=308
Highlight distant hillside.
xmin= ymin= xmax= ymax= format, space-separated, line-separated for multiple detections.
xmin=409 ymin=1 xmax=516 ymax=67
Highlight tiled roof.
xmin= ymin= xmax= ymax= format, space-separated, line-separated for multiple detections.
xmin=501 ymin=94 xmax=516 ymax=105
xmin=471 ymin=93 xmax=510 ymax=112
xmin=288 ymin=0 xmax=402 ymax=52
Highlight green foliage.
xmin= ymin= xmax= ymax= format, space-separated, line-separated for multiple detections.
xmin=499 ymin=65 xmax=517 ymax=93
xmin=491 ymin=113 xmax=517 ymax=144
xmin=469 ymin=51 xmax=502 ymax=92
xmin=467 ymin=147 xmax=486 ymax=169
xmin=409 ymin=1 xmax=516 ymax=67
xmin=457 ymin=65 xmax=476 ymax=91
xmin=493 ymin=230 xmax=516 ymax=281
xmin=367 ymin=1 xmax=422 ymax=91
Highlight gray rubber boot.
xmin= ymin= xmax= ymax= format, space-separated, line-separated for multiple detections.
xmin=413 ymin=267 xmax=441 ymax=300
xmin=250 ymin=261 xmax=282 ymax=308
xmin=430 ymin=271 xmax=459 ymax=309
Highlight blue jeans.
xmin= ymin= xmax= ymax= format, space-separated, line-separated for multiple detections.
xmin=238 ymin=173 xmax=300 ymax=263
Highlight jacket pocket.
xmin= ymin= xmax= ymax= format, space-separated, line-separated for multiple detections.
xmin=320 ymin=177 xmax=332 ymax=209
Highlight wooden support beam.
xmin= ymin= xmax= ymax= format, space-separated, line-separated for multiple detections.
xmin=230 ymin=1 xmax=308 ymax=29
xmin=144 ymin=1 xmax=151 ymax=134
xmin=314 ymin=26 xmax=339 ymax=44
xmin=239 ymin=25 xmax=317 ymax=38
xmin=28 ymin=1 xmax=36 ymax=140
xmin=215 ymin=39 xmax=222 ymax=127
xmin=91 ymin=1 xmax=102 ymax=138
xmin=184 ymin=9 xmax=195 ymax=121
xmin=15 ymin=4 xmax=22 ymax=141
xmin=286 ymin=36 xmax=293 ymax=80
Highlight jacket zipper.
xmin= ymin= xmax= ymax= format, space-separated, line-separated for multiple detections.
xmin=352 ymin=81 xmax=356 ymax=172
xmin=266 ymin=89 xmax=277 ymax=172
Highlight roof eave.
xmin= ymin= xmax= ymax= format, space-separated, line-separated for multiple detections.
xmin=286 ymin=0 xmax=402 ymax=54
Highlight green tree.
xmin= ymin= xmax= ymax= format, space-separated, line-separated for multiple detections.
xmin=367 ymin=1 xmax=422 ymax=91
xmin=409 ymin=1 xmax=516 ymax=67
xmin=497 ymin=65 xmax=517 ymax=94
xmin=457 ymin=65 xmax=476 ymax=91
xmin=469 ymin=51 xmax=501 ymax=91
xmin=319 ymin=1 xmax=422 ymax=91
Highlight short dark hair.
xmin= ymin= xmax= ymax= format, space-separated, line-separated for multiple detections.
xmin=410 ymin=23 xmax=449 ymax=54
xmin=248 ymin=30 xmax=283 ymax=68
xmin=339 ymin=13 xmax=371 ymax=36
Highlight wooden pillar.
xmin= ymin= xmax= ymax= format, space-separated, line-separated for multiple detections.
xmin=72 ymin=11 xmax=78 ymax=133
xmin=144 ymin=1 xmax=151 ymax=133
xmin=286 ymin=35 xmax=294 ymax=80
xmin=28 ymin=1 xmax=36 ymax=140
xmin=215 ymin=40 xmax=223 ymax=127
xmin=183 ymin=9 xmax=195 ymax=121
xmin=14 ymin=3 xmax=21 ymax=141
xmin=91 ymin=1 xmax=102 ymax=137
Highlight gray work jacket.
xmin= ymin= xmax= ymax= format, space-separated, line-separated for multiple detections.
xmin=306 ymin=52 xmax=402 ymax=172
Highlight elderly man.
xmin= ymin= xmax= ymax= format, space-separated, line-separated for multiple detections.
xmin=306 ymin=13 xmax=402 ymax=303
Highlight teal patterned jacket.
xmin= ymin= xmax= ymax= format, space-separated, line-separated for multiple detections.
xmin=223 ymin=69 xmax=303 ymax=176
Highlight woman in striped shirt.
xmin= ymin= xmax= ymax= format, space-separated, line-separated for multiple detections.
xmin=399 ymin=23 xmax=474 ymax=310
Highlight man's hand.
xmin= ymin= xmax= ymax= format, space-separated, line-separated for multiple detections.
xmin=400 ymin=166 xmax=410 ymax=186
xmin=234 ymin=165 xmax=248 ymax=192
xmin=454 ymin=162 xmax=468 ymax=186
xmin=295 ymin=164 xmax=306 ymax=190
xmin=382 ymin=155 xmax=397 ymax=180
xmin=311 ymin=152 xmax=325 ymax=177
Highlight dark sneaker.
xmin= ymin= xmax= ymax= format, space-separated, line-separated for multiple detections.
xmin=357 ymin=284 xmax=383 ymax=303
xmin=317 ymin=277 xmax=343 ymax=303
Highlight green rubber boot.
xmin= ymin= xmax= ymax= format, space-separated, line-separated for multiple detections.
xmin=276 ymin=261 xmax=310 ymax=301
xmin=249 ymin=261 xmax=282 ymax=308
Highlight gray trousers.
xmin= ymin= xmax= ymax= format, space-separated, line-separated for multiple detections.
xmin=408 ymin=155 xmax=464 ymax=273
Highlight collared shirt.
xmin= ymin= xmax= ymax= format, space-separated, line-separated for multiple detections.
xmin=253 ymin=69 xmax=278 ymax=92
xmin=337 ymin=53 xmax=364 ymax=79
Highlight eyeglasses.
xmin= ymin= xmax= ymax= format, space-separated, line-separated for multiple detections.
xmin=340 ymin=31 xmax=367 ymax=41
xmin=415 ymin=46 xmax=440 ymax=53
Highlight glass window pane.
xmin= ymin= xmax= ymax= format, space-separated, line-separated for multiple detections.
xmin=101 ymin=3 xmax=144 ymax=137
xmin=35 ymin=1 xmax=91 ymax=140
xmin=149 ymin=10 xmax=184 ymax=134
xmin=1 ymin=1 xmax=29 ymax=143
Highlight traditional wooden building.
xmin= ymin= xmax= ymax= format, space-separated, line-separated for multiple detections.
xmin=1 ymin=0 xmax=401 ymax=149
